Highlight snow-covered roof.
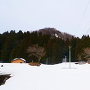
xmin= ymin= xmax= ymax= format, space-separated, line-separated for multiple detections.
xmin=13 ymin=58 xmax=26 ymax=62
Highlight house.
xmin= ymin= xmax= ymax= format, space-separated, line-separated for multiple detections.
xmin=11 ymin=58 xmax=26 ymax=63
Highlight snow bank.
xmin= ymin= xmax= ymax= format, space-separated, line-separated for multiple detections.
xmin=0 ymin=63 xmax=90 ymax=90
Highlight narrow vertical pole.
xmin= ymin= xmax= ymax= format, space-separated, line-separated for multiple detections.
xmin=69 ymin=46 xmax=71 ymax=68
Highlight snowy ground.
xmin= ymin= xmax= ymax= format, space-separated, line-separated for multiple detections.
xmin=0 ymin=63 xmax=90 ymax=90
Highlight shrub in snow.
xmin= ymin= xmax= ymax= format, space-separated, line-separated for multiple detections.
xmin=0 ymin=74 xmax=11 ymax=86
xmin=1 ymin=65 xmax=3 ymax=67
xmin=28 ymin=62 xmax=41 ymax=66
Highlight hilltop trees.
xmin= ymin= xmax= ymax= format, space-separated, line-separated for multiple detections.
xmin=0 ymin=29 xmax=66 ymax=64
xmin=0 ymin=28 xmax=90 ymax=64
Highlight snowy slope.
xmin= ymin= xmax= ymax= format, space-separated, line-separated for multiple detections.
xmin=0 ymin=63 xmax=90 ymax=90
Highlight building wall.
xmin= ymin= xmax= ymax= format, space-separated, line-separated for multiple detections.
xmin=11 ymin=59 xmax=25 ymax=63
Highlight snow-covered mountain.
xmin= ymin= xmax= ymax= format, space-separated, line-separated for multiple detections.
xmin=0 ymin=63 xmax=90 ymax=90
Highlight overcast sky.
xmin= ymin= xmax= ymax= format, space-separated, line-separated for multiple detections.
xmin=0 ymin=0 xmax=90 ymax=37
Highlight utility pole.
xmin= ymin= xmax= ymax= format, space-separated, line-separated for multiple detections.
xmin=69 ymin=46 xmax=71 ymax=68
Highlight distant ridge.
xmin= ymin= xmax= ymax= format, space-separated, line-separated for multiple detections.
xmin=37 ymin=28 xmax=74 ymax=40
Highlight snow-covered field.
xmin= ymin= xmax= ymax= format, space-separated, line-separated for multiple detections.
xmin=0 ymin=63 xmax=90 ymax=90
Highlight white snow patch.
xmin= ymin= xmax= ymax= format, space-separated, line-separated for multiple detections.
xmin=55 ymin=33 xmax=58 ymax=37
xmin=0 ymin=63 xmax=90 ymax=90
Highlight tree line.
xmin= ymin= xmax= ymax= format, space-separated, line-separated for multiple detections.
xmin=0 ymin=29 xmax=90 ymax=64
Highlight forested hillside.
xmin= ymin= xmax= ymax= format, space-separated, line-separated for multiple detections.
xmin=0 ymin=28 xmax=90 ymax=64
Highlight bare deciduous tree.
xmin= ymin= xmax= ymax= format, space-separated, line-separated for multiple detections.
xmin=77 ymin=54 xmax=82 ymax=60
xmin=78 ymin=47 xmax=90 ymax=60
xmin=83 ymin=48 xmax=90 ymax=59
xmin=26 ymin=44 xmax=46 ymax=63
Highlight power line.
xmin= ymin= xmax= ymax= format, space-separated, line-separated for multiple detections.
xmin=76 ymin=27 xmax=90 ymax=49
xmin=84 ymin=24 xmax=90 ymax=35
xmin=79 ymin=20 xmax=90 ymax=37
xmin=75 ymin=0 xmax=90 ymax=36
